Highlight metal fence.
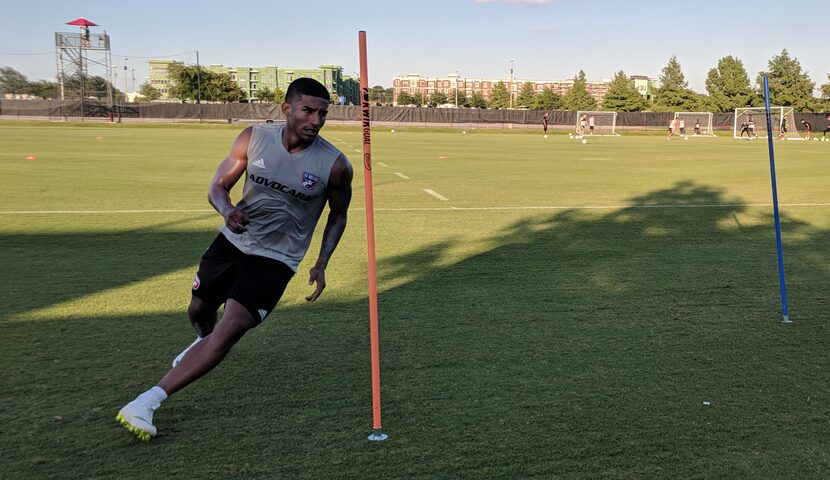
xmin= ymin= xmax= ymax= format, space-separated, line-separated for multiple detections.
xmin=1 ymin=99 xmax=827 ymax=131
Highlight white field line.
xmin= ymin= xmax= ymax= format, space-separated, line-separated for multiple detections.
xmin=377 ymin=162 xmax=388 ymax=167
xmin=394 ymin=172 xmax=411 ymax=179
xmin=424 ymin=189 xmax=449 ymax=201
xmin=1 ymin=203 xmax=829 ymax=215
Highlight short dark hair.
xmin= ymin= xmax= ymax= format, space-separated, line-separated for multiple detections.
xmin=285 ymin=78 xmax=330 ymax=103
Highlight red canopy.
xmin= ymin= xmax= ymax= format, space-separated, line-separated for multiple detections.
xmin=66 ymin=18 xmax=98 ymax=27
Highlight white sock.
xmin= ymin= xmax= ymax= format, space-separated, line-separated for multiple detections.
xmin=137 ymin=386 xmax=168 ymax=410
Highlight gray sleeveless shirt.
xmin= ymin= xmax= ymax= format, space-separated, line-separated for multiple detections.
xmin=220 ymin=123 xmax=341 ymax=271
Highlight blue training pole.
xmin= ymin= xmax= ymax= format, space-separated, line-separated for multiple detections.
xmin=762 ymin=76 xmax=791 ymax=323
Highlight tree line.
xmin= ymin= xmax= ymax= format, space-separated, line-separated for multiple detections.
xmin=395 ymin=50 xmax=829 ymax=112
xmin=3 ymin=49 xmax=829 ymax=111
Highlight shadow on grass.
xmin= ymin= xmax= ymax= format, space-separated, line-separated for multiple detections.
xmin=1 ymin=181 xmax=829 ymax=479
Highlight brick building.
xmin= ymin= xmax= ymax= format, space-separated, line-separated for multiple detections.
xmin=392 ymin=73 xmax=620 ymax=106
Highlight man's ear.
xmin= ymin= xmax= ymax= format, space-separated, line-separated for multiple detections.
xmin=281 ymin=101 xmax=290 ymax=116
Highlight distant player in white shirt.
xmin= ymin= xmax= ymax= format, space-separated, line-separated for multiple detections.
xmin=678 ymin=116 xmax=686 ymax=136
xmin=588 ymin=115 xmax=595 ymax=135
xmin=578 ymin=113 xmax=587 ymax=136
xmin=747 ymin=115 xmax=758 ymax=138
xmin=667 ymin=117 xmax=677 ymax=140
xmin=694 ymin=119 xmax=701 ymax=136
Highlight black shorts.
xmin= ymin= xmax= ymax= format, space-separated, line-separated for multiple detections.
xmin=191 ymin=234 xmax=294 ymax=323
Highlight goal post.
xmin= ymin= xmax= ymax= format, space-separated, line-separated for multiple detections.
xmin=673 ymin=112 xmax=715 ymax=137
xmin=734 ymin=106 xmax=802 ymax=140
xmin=575 ymin=110 xmax=620 ymax=136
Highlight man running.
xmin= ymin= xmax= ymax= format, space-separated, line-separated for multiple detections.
xmin=801 ymin=118 xmax=812 ymax=140
xmin=667 ymin=117 xmax=677 ymax=140
xmin=116 ymin=78 xmax=353 ymax=441
xmin=541 ymin=111 xmax=549 ymax=137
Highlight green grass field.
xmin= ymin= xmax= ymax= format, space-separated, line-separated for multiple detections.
xmin=1 ymin=121 xmax=829 ymax=479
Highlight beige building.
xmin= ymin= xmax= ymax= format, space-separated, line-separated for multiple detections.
xmin=392 ymin=73 xmax=613 ymax=106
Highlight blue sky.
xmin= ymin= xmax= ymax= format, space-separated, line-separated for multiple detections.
xmin=1 ymin=0 xmax=827 ymax=93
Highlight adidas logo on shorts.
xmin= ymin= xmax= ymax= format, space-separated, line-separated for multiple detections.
xmin=258 ymin=309 xmax=268 ymax=320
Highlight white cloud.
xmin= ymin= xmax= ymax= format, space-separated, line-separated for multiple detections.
xmin=475 ymin=0 xmax=554 ymax=5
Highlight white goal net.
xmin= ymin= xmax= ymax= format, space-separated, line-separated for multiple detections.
xmin=674 ymin=112 xmax=715 ymax=137
xmin=575 ymin=111 xmax=619 ymax=136
xmin=733 ymin=107 xmax=801 ymax=140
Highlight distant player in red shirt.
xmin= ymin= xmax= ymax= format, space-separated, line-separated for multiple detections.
xmin=800 ymin=118 xmax=812 ymax=140
xmin=823 ymin=114 xmax=830 ymax=138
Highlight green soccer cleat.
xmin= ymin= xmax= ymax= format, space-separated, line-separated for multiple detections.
xmin=116 ymin=399 xmax=157 ymax=441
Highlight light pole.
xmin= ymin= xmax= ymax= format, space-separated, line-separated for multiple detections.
xmin=454 ymin=70 xmax=459 ymax=107
xmin=123 ymin=57 xmax=128 ymax=102
xmin=112 ymin=65 xmax=118 ymax=102
xmin=509 ymin=59 xmax=514 ymax=109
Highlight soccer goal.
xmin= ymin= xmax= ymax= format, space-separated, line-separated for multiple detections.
xmin=575 ymin=111 xmax=620 ymax=136
xmin=674 ymin=112 xmax=716 ymax=137
xmin=733 ymin=107 xmax=802 ymax=140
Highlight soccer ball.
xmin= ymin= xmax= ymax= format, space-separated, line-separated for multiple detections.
xmin=684 ymin=136 xmax=688 ymax=141
xmin=462 ymin=131 xmax=466 ymax=135
xmin=544 ymin=134 xmax=548 ymax=139
xmin=391 ymin=129 xmax=395 ymax=133
xmin=568 ymin=134 xmax=573 ymax=139
xmin=581 ymin=138 xmax=588 ymax=144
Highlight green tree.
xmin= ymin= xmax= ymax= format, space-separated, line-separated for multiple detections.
xmin=488 ymin=81 xmax=510 ymax=109
xmin=601 ymin=71 xmax=647 ymax=112
xmin=532 ymin=87 xmax=561 ymax=110
xmin=27 ymin=80 xmax=60 ymax=99
xmin=207 ymin=72 xmax=246 ymax=103
xmin=450 ymin=89 xmax=469 ymax=107
xmin=469 ymin=91 xmax=488 ymax=109
xmin=410 ymin=91 xmax=424 ymax=107
xmin=757 ymin=49 xmax=817 ymax=111
xmin=396 ymin=91 xmax=412 ymax=105
xmin=62 ymin=74 xmax=120 ymax=100
xmin=138 ymin=82 xmax=162 ymax=101
xmin=429 ymin=91 xmax=448 ymax=106
xmin=0 ymin=66 xmax=30 ymax=95
xmin=819 ymin=74 xmax=830 ymax=111
xmin=272 ymin=87 xmax=286 ymax=104
xmin=653 ymin=56 xmax=700 ymax=112
xmin=516 ymin=82 xmax=536 ymax=108
xmin=368 ymin=85 xmax=387 ymax=103
xmin=705 ymin=56 xmax=755 ymax=112
xmin=255 ymin=86 xmax=276 ymax=103
xmin=561 ymin=70 xmax=597 ymax=111
xmin=168 ymin=63 xmax=204 ymax=102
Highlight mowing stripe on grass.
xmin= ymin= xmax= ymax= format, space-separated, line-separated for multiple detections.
xmin=2 ymin=203 xmax=830 ymax=215
xmin=423 ymin=189 xmax=449 ymax=201
xmin=394 ymin=172 xmax=410 ymax=179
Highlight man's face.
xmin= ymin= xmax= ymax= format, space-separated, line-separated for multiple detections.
xmin=283 ymin=94 xmax=329 ymax=141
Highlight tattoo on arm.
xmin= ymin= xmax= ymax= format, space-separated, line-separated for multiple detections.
xmin=315 ymin=155 xmax=353 ymax=269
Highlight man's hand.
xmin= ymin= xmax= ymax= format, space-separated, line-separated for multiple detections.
xmin=305 ymin=266 xmax=326 ymax=302
xmin=225 ymin=208 xmax=249 ymax=234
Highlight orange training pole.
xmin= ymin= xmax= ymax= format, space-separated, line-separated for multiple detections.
xmin=360 ymin=30 xmax=388 ymax=442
